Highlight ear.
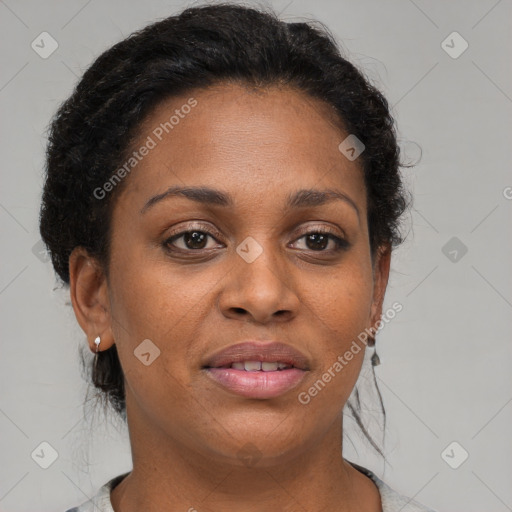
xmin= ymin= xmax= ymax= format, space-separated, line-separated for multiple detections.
xmin=369 ymin=243 xmax=391 ymax=330
xmin=69 ymin=247 xmax=115 ymax=353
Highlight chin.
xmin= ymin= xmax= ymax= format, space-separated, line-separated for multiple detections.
xmin=193 ymin=421 xmax=311 ymax=468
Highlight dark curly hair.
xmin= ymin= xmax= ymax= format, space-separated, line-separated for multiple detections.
xmin=39 ymin=2 xmax=410 ymax=454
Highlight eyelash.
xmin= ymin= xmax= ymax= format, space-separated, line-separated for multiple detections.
xmin=163 ymin=225 xmax=349 ymax=255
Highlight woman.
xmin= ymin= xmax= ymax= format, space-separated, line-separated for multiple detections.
xmin=39 ymin=3 xmax=436 ymax=511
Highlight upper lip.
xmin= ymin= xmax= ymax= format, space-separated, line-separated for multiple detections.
xmin=202 ymin=341 xmax=310 ymax=371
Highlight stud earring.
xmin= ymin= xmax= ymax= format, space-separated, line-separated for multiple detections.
xmin=93 ymin=335 xmax=101 ymax=375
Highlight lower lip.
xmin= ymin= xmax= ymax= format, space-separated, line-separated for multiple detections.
xmin=204 ymin=368 xmax=307 ymax=399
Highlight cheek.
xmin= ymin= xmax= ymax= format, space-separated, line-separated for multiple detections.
xmin=107 ymin=237 xmax=231 ymax=391
xmin=306 ymin=259 xmax=374 ymax=338
xmin=298 ymin=353 xmax=365 ymax=416
xmin=301 ymin=259 xmax=373 ymax=394
xmin=108 ymin=236 xmax=213 ymax=339
xmin=106 ymin=255 xmax=211 ymax=429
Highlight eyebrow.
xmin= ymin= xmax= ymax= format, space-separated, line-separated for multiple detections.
xmin=140 ymin=185 xmax=360 ymax=218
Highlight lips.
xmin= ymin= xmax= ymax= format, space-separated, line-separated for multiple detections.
xmin=202 ymin=341 xmax=310 ymax=371
xmin=202 ymin=341 xmax=310 ymax=399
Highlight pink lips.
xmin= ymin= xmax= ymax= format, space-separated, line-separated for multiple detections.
xmin=202 ymin=341 xmax=310 ymax=399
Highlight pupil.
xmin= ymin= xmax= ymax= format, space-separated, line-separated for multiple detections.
xmin=307 ymin=233 xmax=328 ymax=250
xmin=185 ymin=231 xmax=206 ymax=249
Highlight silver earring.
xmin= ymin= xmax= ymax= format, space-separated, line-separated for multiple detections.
xmin=368 ymin=333 xmax=380 ymax=366
xmin=93 ymin=336 xmax=101 ymax=374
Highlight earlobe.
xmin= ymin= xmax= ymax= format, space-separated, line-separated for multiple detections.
xmin=68 ymin=247 xmax=114 ymax=353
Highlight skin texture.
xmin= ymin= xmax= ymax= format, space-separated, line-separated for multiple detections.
xmin=69 ymin=83 xmax=390 ymax=512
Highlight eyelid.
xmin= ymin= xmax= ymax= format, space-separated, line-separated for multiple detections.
xmin=292 ymin=223 xmax=346 ymax=240
xmin=166 ymin=221 xmax=224 ymax=241
xmin=165 ymin=222 xmax=345 ymax=241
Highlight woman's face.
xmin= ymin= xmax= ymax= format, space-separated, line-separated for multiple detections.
xmin=86 ymin=83 xmax=389 ymax=464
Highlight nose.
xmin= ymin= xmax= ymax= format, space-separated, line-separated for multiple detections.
xmin=218 ymin=241 xmax=300 ymax=324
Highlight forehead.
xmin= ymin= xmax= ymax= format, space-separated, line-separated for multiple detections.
xmin=117 ymin=82 xmax=366 ymax=211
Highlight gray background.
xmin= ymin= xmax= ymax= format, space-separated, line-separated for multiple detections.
xmin=1 ymin=0 xmax=511 ymax=510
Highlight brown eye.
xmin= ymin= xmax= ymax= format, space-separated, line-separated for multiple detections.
xmin=165 ymin=230 xmax=221 ymax=251
xmin=305 ymin=233 xmax=329 ymax=251
xmin=292 ymin=230 xmax=349 ymax=252
xmin=182 ymin=231 xmax=208 ymax=249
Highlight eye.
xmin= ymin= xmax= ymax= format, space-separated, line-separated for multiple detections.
xmin=291 ymin=229 xmax=349 ymax=252
xmin=162 ymin=225 xmax=349 ymax=255
xmin=164 ymin=228 xmax=223 ymax=251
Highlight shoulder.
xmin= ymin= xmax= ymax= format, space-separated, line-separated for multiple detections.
xmin=375 ymin=478 xmax=437 ymax=512
xmin=350 ymin=462 xmax=438 ymax=512
xmin=64 ymin=472 xmax=130 ymax=512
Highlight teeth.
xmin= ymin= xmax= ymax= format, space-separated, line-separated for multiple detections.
xmin=229 ymin=361 xmax=292 ymax=371
xmin=244 ymin=361 xmax=261 ymax=371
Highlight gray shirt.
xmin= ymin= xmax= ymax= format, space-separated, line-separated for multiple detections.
xmin=65 ymin=465 xmax=437 ymax=512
